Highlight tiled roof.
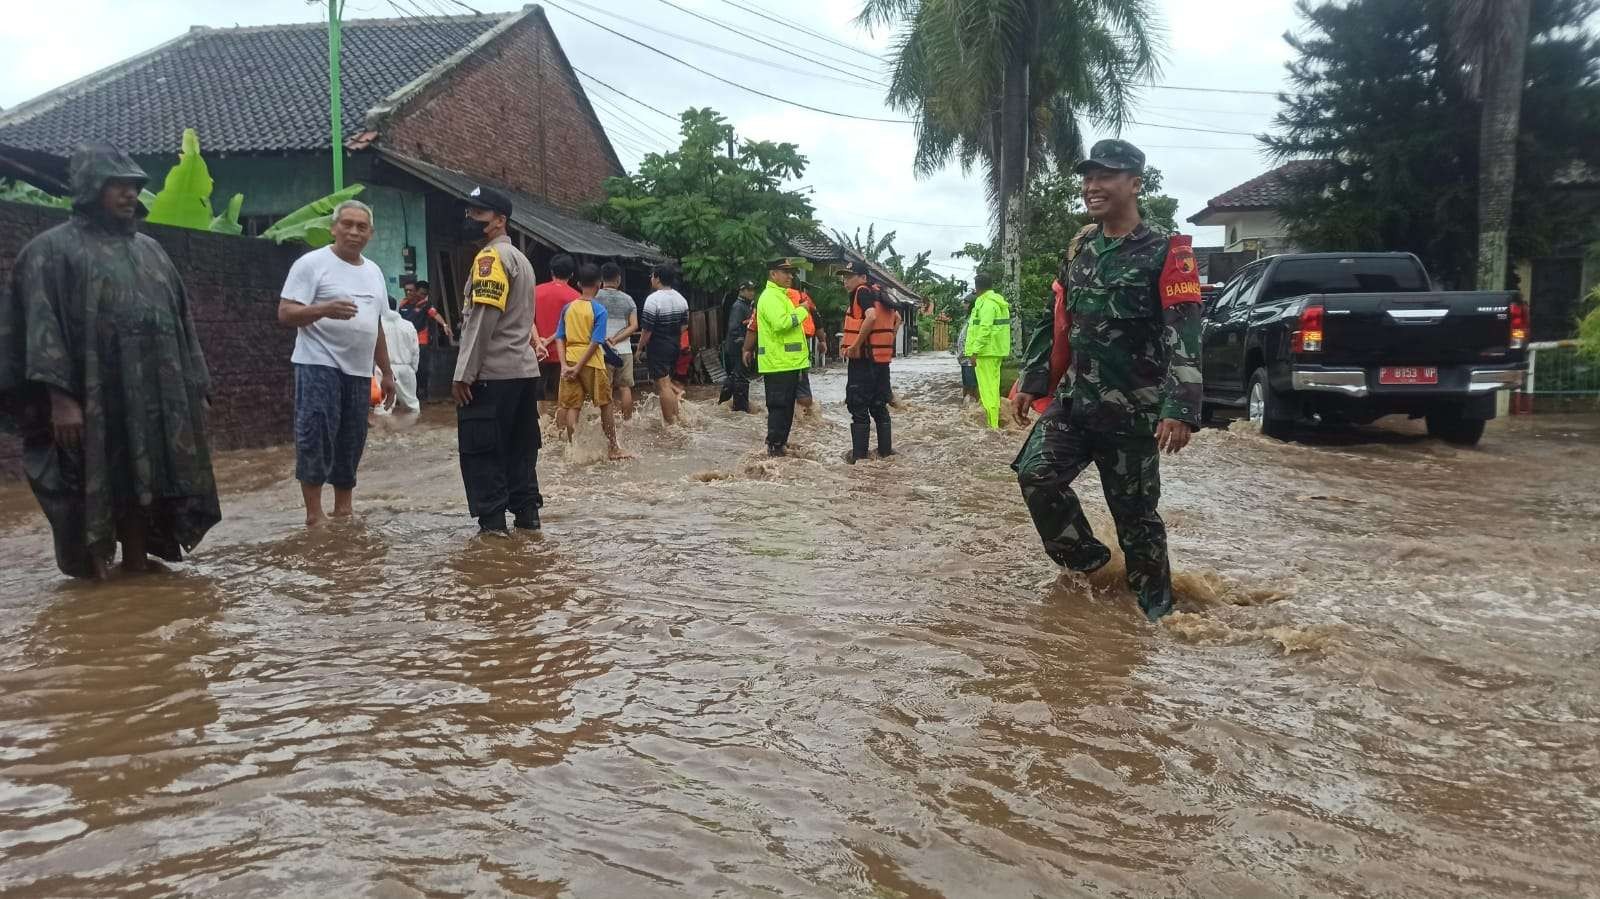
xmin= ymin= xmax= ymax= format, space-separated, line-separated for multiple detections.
xmin=0 ymin=13 xmax=510 ymax=156
xmin=787 ymin=233 xmax=841 ymax=261
xmin=786 ymin=232 xmax=925 ymax=305
xmin=1188 ymin=160 xmax=1327 ymax=222
xmin=379 ymin=150 xmax=661 ymax=261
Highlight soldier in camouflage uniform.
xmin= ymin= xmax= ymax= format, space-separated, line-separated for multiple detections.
xmin=1010 ymin=140 xmax=1203 ymax=620
xmin=0 ymin=143 xmax=221 ymax=578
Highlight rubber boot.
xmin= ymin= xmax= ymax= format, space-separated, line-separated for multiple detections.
xmin=876 ymin=418 xmax=893 ymax=458
xmin=850 ymin=421 xmax=870 ymax=462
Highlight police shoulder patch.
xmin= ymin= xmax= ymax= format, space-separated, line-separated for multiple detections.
xmin=1158 ymin=235 xmax=1202 ymax=308
xmin=469 ymin=246 xmax=509 ymax=311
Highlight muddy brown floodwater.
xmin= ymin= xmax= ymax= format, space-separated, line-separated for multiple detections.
xmin=1 ymin=354 xmax=1598 ymax=897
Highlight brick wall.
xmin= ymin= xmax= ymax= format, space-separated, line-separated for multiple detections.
xmin=383 ymin=13 xmax=621 ymax=213
xmin=0 ymin=200 xmax=301 ymax=479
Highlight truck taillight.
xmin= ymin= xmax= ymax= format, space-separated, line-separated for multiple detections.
xmin=1292 ymin=303 xmax=1325 ymax=353
xmin=1509 ymin=301 xmax=1528 ymax=349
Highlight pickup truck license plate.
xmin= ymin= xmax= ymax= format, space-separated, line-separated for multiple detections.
xmin=1380 ymin=366 xmax=1439 ymax=385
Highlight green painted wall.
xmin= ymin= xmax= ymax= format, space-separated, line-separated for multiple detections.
xmin=135 ymin=152 xmax=429 ymax=298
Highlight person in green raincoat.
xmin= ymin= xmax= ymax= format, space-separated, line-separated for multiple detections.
xmin=0 ymin=142 xmax=221 ymax=578
xmin=964 ymin=272 xmax=1011 ymax=429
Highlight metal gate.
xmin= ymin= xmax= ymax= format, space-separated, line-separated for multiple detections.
xmin=1518 ymin=340 xmax=1600 ymax=411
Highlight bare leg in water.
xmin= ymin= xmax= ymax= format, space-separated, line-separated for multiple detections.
xmin=116 ymin=508 xmax=162 ymax=573
xmin=332 ymin=488 xmax=354 ymax=519
xmin=301 ymin=483 xmax=326 ymax=528
xmin=656 ymin=376 xmax=680 ymax=425
xmin=601 ymin=403 xmax=631 ymax=459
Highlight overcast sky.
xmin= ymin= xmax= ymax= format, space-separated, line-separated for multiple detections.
xmin=0 ymin=0 xmax=1299 ymax=280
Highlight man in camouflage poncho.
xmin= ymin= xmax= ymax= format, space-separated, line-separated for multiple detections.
xmin=1010 ymin=140 xmax=1202 ymax=620
xmin=0 ymin=143 xmax=220 ymax=578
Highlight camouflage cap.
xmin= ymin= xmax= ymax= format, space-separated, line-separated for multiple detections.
xmin=1074 ymin=139 xmax=1145 ymax=175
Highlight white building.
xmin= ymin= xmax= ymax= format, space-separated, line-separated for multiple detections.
xmin=1187 ymin=160 xmax=1325 ymax=255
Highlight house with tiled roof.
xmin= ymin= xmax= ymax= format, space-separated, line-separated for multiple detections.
xmin=1186 ymin=160 xmax=1326 ymax=256
xmin=0 ymin=5 xmax=658 ymax=324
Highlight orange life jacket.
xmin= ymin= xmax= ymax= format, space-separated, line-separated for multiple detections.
xmin=1009 ymin=280 xmax=1073 ymax=414
xmin=786 ymin=288 xmax=818 ymax=337
xmin=676 ymin=326 xmax=691 ymax=378
xmin=842 ymin=284 xmax=900 ymax=363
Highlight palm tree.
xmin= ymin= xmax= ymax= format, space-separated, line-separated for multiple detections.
xmin=859 ymin=0 xmax=1162 ymax=302
xmin=1450 ymin=0 xmax=1533 ymax=291
xmin=835 ymin=224 xmax=901 ymax=263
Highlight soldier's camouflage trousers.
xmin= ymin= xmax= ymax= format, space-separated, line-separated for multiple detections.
xmin=1011 ymin=402 xmax=1174 ymax=620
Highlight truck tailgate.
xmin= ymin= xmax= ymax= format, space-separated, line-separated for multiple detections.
xmin=1314 ymin=291 xmax=1519 ymax=366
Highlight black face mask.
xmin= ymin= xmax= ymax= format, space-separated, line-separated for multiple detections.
xmin=460 ymin=217 xmax=489 ymax=241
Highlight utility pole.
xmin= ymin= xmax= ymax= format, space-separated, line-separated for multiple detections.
xmin=328 ymin=0 xmax=346 ymax=191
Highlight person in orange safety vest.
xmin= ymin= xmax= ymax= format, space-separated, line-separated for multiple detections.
xmin=839 ymin=259 xmax=900 ymax=462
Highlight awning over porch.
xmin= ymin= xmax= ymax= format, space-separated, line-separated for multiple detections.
xmin=376 ymin=149 xmax=662 ymax=262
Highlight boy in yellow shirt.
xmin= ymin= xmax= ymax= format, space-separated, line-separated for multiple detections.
xmin=554 ymin=263 xmax=629 ymax=460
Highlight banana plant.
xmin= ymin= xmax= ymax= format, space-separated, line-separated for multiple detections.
xmin=0 ymin=178 xmax=69 ymax=208
xmin=259 ymin=183 xmax=366 ymax=247
xmin=141 ymin=128 xmax=245 ymax=234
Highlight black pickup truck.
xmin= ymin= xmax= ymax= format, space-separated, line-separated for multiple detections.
xmin=1199 ymin=252 xmax=1528 ymax=445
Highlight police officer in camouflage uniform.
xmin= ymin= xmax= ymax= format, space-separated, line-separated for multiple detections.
xmin=1010 ymin=140 xmax=1203 ymax=620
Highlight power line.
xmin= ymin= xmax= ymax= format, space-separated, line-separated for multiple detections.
xmin=1141 ymin=103 xmax=1277 ymax=118
xmin=573 ymin=67 xmax=680 ymax=123
xmin=554 ymin=0 xmax=881 ymax=91
xmin=586 ymin=92 xmax=678 ymax=151
xmin=646 ymin=0 xmax=883 ymax=88
xmin=586 ymin=91 xmax=678 ymax=146
xmin=711 ymin=0 xmax=884 ymax=65
xmin=1090 ymin=116 xmax=1259 ymax=137
xmin=551 ymin=2 xmax=1267 ymax=136
xmin=1152 ymin=84 xmax=1285 ymax=97
xmin=813 ymin=203 xmax=986 ymax=231
xmin=542 ymin=0 xmax=915 ymax=124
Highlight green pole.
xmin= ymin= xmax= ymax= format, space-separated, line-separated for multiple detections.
xmin=328 ymin=0 xmax=344 ymax=191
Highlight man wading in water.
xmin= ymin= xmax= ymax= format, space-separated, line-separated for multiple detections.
xmin=1 ymin=143 xmax=222 ymax=578
xmin=1011 ymin=139 xmax=1204 ymax=621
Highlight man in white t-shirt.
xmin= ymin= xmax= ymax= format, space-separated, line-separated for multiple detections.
xmin=276 ymin=200 xmax=396 ymax=527
xmin=637 ymin=262 xmax=690 ymax=425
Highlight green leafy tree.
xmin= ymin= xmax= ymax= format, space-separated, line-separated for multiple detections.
xmin=1266 ymin=0 xmax=1600 ymax=291
xmin=591 ymin=107 xmax=816 ymax=293
xmin=955 ymin=164 xmax=1181 ymax=323
xmin=858 ymin=0 xmax=1163 ymax=303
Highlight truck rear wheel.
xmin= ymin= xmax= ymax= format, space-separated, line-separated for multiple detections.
xmin=1247 ymin=368 xmax=1293 ymax=440
xmin=1426 ymin=412 xmax=1486 ymax=446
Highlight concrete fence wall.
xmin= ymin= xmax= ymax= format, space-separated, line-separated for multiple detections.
xmin=0 ymin=200 xmax=302 ymax=479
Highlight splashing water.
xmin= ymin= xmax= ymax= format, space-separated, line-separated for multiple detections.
xmin=0 ymin=355 xmax=1597 ymax=896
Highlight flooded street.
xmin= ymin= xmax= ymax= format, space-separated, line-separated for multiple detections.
xmin=1 ymin=353 xmax=1597 ymax=897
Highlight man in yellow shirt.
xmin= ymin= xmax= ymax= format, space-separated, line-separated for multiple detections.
xmin=553 ymin=263 xmax=627 ymax=460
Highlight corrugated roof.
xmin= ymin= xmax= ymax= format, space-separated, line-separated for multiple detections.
xmin=380 ymin=150 xmax=661 ymax=261
xmin=1188 ymin=160 xmax=1327 ymax=223
xmin=0 ymin=13 xmax=509 ymax=156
